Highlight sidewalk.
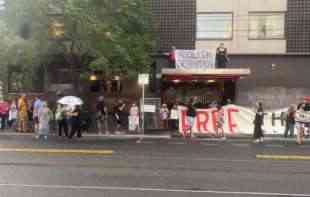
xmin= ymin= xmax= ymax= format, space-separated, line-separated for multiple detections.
xmin=0 ymin=130 xmax=309 ymax=142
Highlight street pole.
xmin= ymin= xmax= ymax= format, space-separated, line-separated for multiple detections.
xmin=138 ymin=73 xmax=149 ymax=141
xmin=142 ymin=83 xmax=145 ymax=135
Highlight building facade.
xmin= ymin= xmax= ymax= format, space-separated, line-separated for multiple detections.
xmin=151 ymin=0 xmax=310 ymax=108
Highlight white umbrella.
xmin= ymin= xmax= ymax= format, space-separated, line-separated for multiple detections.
xmin=57 ymin=96 xmax=83 ymax=106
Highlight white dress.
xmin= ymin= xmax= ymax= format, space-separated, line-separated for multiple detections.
xmin=38 ymin=107 xmax=51 ymax=135
xmin=129 ymin=106 xmax=139 ymax=131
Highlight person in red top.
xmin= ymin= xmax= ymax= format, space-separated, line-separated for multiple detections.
xmin=0 ymin=99 xmax=10 ymax=130
xmin=284 ymin=105 xmax=295 ymax=138
xmin=166 ymin=46 xmax=176 ymax=67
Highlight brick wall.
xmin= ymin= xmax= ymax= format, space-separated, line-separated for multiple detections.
xmin=151 ymin=0 xmax=196 ymax=51
xmin=286 ymin=0 xmax=310 ymax=53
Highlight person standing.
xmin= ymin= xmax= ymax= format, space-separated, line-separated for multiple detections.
xmin=216 ymin=105 xmax=225 ymax=139
xmin=32 ymin=96 xmax=43 ymax=133
xmin=55 ymin=104 xmax=68 ymax=137
xmin=253 ymin=102 xmax=264 ymax=143
xmin=37 ymin=102 xmax=52 ymax=140
xmin=284 ymin=105 xmax=295 ymax=138
xmin=17 ymin=94 xmax=28 ymax=133
xmin=159 ymin=104 xmax=169 ymax=129
xmin=165 ymin=46 xmax=176 ymax=67
xmin=186 ymin=98 xmax=196 ymax=138
xmin=169 ymin=104 xmax=179 ymax=131
xmin=8 ymin=101 xmax=18 ymax=129
xmin=96 ymin=96 xmax=109 ymax=135
xmin=69 ymin=105 xmax=82 ymax=139
xmin=128 ymin=103 xmax=139 ymax=133
xmin=216 ymin=43 xmax=229 ymax=68
xmin=295 ymin=103 xmax=307 ymax=145
xmin=114 ymin=100 xmax=125 ymax=134
xmin=0 ymin=99 xmax=9 ymax=130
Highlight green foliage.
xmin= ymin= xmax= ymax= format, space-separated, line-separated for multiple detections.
xmin=63 ymin=0 xmax=154 ymax=77
xmin=0 ymin=0 xmax=154 ymax=86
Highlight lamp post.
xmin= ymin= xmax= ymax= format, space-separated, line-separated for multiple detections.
xmin=138 ymin=74 xmax=149 ymax=136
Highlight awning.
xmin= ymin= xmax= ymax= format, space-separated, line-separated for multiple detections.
xmin=161 ymin=68 xmax=251 ymax=81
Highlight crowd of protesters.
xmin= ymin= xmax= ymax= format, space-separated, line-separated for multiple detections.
xmin=1 ymin=92 xmax=310 ymax=145
xmin=250 ymin=98 xmax=310 ymax=145
xmin=0 ymin=94 xmax=86 ymax=140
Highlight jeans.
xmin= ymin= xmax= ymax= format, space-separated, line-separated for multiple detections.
xmin=284 ymin=122 xmax=295 ymax=137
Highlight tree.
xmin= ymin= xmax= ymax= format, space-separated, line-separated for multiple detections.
xmin=62 ymin=0 xmax=154 ymax=77
xmin=0 ymin=0 xmax=154 ymax=90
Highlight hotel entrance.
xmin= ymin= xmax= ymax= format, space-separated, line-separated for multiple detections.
xmin=160 ymin=68 xmax=250 ymax=107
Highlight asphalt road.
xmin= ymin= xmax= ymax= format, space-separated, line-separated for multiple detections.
xmin=0 ymin=135 xmax=309 ymax=197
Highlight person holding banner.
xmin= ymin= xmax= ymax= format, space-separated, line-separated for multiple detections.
xmin=253 ymin=102 xmax=264 ymax=143
xmin=186 ymin=98 xmax=196 ymax=138
xmin=295 ymin=103 xmax=309 ymax=145
xmin=216 ymin=43 xmax=229 ymax=68
xmin=216 ymin=105 xmax=226 ymax=139
xmin=167 ymin=46 xmax=176 ymax=67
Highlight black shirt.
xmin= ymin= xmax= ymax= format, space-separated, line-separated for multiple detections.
xmin=187 ymin=104 xmax=196 ymax=117
xmin=72 ymin=108 xmax=81 ymax=122
xmin=96 ymin=102 xmax=106 ymax=115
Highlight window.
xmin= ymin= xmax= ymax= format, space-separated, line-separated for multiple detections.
xmin=0 ymin=0 xmax=5 ymax=11
xmin=197 ymin=13 xmax=233 ymax=39
xmin=249 ymin=13 xmax=285 ymax=39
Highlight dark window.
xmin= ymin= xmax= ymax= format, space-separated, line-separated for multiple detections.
xmin=249 ymin=12 xmax=285 ymax=40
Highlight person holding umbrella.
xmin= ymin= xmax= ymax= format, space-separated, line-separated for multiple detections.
xmin=68 ymin=105 xmax=82 ymax=139
xmin=57 ymin=96 xmax=83 ymax=139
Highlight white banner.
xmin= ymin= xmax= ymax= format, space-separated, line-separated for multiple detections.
xmin=175 ymin=49 xmax=215 ymax=69
xmin=179 ymin=105 xmax=290 ymax=136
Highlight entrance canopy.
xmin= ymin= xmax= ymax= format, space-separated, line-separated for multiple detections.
xmin=162 ymin=68 xmax=251 ymax=81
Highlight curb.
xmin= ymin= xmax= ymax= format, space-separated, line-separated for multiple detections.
xmin=0 ymin=132 xmax=171 ymax=140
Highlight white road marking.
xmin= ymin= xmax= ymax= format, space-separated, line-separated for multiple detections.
xmin=0 ymin=184 xmax=308 ymax=196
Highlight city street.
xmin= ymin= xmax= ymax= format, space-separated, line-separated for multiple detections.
xmin=0 ymin=135 xmax=308 ymax=196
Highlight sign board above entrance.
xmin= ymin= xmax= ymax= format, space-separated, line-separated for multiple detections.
xmin=175 ymin=49 xmax=215 ymax=69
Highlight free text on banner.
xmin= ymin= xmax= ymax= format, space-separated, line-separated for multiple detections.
xmin=179 ymin=105 xmax=287 ymax=136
